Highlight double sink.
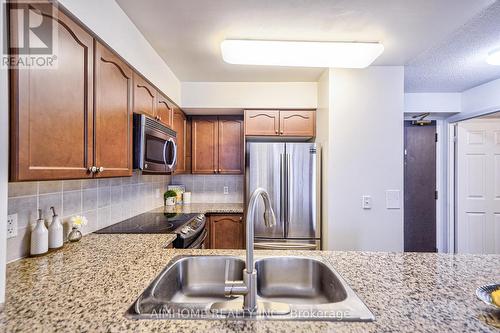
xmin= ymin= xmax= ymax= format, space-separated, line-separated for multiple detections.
xmin=127 ymin=255 xmax=375 ymax=321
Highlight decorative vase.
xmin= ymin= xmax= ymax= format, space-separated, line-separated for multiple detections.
xmin=68 ymin=227 xmax=82 ymax=242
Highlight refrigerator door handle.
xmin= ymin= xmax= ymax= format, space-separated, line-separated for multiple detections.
xmin=280 ymin=153 xmax=285 ymax=225
xmin=286 ymin=153 xmax=292 ymax=238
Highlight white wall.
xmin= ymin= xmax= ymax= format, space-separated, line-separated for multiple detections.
xmin=181 ymin=82 xmax=318 ymax=109
xmin=329 ymin=67 xmax=404 ymax=252
xmin=461 ymin=78 xmax=500 ymax=116
xmin=58 ymin=0 xmax=181 ymax=104
xmin=404 ymin=93 xmax=461 ymax=113
xmin=0 ymin=1 xmax=8 ymax=305
xmin=315 ymin=70 xmax=332 ymax=249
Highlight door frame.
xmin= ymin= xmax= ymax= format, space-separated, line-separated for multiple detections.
xmin=403 ymin=116 xmax=445 ymax=252
xmin=445 ymin=108 xmax=500 ymax=253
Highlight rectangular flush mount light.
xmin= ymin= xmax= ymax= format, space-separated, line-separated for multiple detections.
xmin=221 ymin=40 xmax=384 ymax=68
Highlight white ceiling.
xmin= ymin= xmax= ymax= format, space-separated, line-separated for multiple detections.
xmin=117 ymin=0 xmax=494 ymax=83
xmin=405 ymin=1 xmax=500 ymax=92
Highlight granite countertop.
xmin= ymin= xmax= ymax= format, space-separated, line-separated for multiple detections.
xmin=1 ymin=233 xmax=499 ymax=332
xmin=160 ymin=202 xmax=244 ymax=214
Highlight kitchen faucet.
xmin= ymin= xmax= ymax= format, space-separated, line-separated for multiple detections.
xmin=223 ymin=187 xmax=276 ymax=313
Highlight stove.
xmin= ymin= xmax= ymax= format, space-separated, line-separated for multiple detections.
xmin=95 ymin=210 xmax=207 ymax=248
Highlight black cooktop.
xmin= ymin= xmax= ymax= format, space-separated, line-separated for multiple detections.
xmin=94 ymin=212 xmax=198 ymax=234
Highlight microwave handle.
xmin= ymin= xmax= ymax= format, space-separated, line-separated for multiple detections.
xmin=165 ymin=138 xmax=177 ymax=169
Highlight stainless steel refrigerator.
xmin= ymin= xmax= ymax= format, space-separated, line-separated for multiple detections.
xmin=246 ymin=142 xmax=321 ymax=250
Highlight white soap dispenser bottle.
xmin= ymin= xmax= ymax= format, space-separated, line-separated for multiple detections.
xmin=30 ymin=209 xmax=48 ymax=256
xmin=48 ymin=206 xmax=63 ymax=249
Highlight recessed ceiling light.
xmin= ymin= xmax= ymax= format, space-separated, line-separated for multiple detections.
xmin=486 ymin=49 xmax=500 ymax=66
xmin=220 ymin=40 xmax=384 ymax=68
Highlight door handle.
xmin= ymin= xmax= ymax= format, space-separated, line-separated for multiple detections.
xmin=166 ymin=138 xmax=177 ymax=169
xmin=254 ymin=242 xmax=317 ymax=250
xmin=286 ymin=153 xmax=292 ymax=237
xmin=280 ymin=153 xmax=285 ymax=225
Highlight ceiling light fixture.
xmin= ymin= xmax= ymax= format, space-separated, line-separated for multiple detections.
xmin=220 ymin=40 xmax=384 ymax=68
xmin=486 ymin=49 xmax=500 ymax=65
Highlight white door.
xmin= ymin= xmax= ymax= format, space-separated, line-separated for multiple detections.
xmin=457 ymin=119 xmax=500 ymax=254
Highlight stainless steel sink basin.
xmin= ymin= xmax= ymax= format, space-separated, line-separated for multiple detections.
xmin=256 ymin=256 xmax=347 ymax=305
xmin=127 ymin=255 xmax=374 ymax=321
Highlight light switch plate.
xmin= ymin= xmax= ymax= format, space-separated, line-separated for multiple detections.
xmin=223 ymin=186 xmax=229 ymax=195
xmin=386 ymin=190 xmax=401 ymax=209
xmin=362 ymin=196 xmax=372 ymax=209
xmin=7 ymin=214 xmax=18 ymax=238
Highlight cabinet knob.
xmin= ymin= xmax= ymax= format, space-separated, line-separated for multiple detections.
xmin=96 ymin=166 xmax=104 ymax=173
xmin=88 ymin=166 xmax=97 ymax=173
xmin=239 ymin=216 xmax=243 ymax=221
xmin=275 ymin=129 xmax=278 ymax=134
xmin=280 ymin=130 xmax=284 ymax=135
xmin=218 ymin=169 xmax=221 ymax=173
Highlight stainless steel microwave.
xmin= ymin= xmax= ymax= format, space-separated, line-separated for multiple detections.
xmin=133 ymin=114 xmax=177 ymax=174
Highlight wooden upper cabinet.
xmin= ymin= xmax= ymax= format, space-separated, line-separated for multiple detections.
xmin=192 ymin=117 xmax=219 ymax=174
xmin=133 ymin=73 xmax=156 ymax=118
xmin=245 ymin=110 xmax=279 ymax=136
xmin=209 ymin=215 xmax=244 ymax=249
xmin=157 ymin=93 xmax=174 ymax=128
xmin=218 ymin=116 xmax=244 ymax=174
xmin=279 ymin=110 xmax=316 ymax=137
xmin=172 ymin=108 xmax=187 ymax=174
xmin=244 ymin=110 xmax=315 ymax=138
xmin=9 ymin=3 xmax=94 ymax=181
xmin=94 ymin=42 xmax=133 ymax=178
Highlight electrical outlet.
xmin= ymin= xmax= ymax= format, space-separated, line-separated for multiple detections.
xmin=7 ymin=214 xmax=18 ymax=238
xmin=223 ymin=186 xmax=229 ymax=195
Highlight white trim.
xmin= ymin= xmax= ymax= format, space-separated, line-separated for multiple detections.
xmin=447 ymin=106 xmax=500 ymax=123
xmin=446 ymin=122 xmax=456 ymax=253
xmin=435 ymin=120 xmax=444 ymax=252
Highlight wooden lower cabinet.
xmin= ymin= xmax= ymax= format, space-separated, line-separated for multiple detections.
xmin=208 ymin=214 xmax=244 ymax=249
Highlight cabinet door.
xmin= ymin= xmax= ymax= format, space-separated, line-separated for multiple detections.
xmin=133 ymin=73 xmax=156 ymax=118
xmin=192 ymin=117 xmax=218 ymax=174
xmin=9 ymin=3 xmax=94 ymax=181
xmin=218 ymin=116 xmax=244 ymax=174
xmin=94 ymin=42 xmax=133 ymax=178
xmin=157 ymin=93 xmax=174 ymax=128
xmin=172 ymin=108 xmax=187 ymax=173
xmin=279 ymin=110 xmax=316 ymax=137
xmin=209 ymin=215 xmax=244 ymax=249
xmin=244 ymin=110 xmax=279 ymax=136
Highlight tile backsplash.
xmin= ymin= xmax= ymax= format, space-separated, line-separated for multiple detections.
xmin=171 ymin=175 xmax=244 ymax=203
xmin=7 ymin=172 xmax=171 ymax=262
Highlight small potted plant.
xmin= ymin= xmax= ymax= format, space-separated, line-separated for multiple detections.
xmin=164 ymin=190 xmax=177 ymax=206
xmin=68 ymin=215 xmax=88 ymax=242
